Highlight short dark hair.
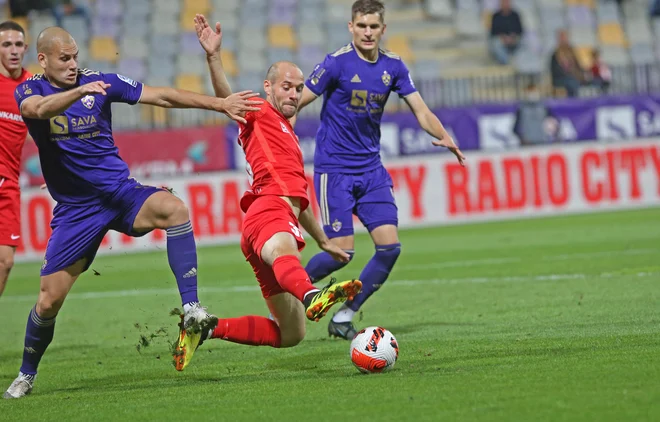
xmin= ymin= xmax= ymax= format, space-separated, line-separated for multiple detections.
xmin=351 ymin=0 xmax=385 ymax=22
xmin=0 ymin=21 xmax=26 ymax=35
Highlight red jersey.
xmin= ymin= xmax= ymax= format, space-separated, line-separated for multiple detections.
xmin=0 ymin=69 xmax=30 ymax=181
xmin=238 ymin=101 xmax=309 ymax=213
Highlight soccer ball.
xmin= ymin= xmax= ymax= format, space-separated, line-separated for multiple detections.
xmin=350 ymin=326 xmax=399 ymax=373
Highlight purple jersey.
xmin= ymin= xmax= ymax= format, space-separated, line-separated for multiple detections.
xmin=14 ymin=69 xmax=143 ymax=205
xmin=305 ymin=43 xmax=417 ymax=173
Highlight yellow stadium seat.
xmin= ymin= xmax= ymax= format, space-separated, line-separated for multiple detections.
xmin=268 ymin=25 xmax=296 ymax=49
xmin=565 ymin=0 xmax=594 ymax=7
xmin=141 ymin=105 xmax=168 ymax=127
xmin=184 ymin=0 xmax=210 ymax=14
xmin=180 ymin=10 xmax=199 ymax=31
xmin=10 ymin=16 xmax=28 ymax=32
xmin=483 ymin=11 xmax=492 ymax=31
xmin=384 ymin=35 xmax=414 ymax=63
xmin=598 ymin=23 xmax=627 ymax=47
xmin=90 ymin=37 xmax=119 ymax=62
xmin=176 ymin=74 xmax=204 ymax=94
xmin=220 ymin=50 xmax=238 ymax=77
xmin=575 ymin=46 xmax=594 ymax=69
xmin=26 ymin=63 xmax=42 ymax=76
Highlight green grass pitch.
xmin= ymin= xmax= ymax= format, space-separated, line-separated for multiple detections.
xmin=1 ymin=208 xmax=659 ymax=421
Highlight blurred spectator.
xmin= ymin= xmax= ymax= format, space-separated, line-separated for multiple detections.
xmin=550 ymin=30 xmax=584 ymax=97
xmin=9 ymin=0 xmax=90 ymax=28
xmin=488 ymin=0 xmax=523 ymax=65
xmin=650 ymin=0 xmax=660 ymax=16
xmin=50 ymin=0 xmax=91 ymax=28
xmin=514 ymin=82 xmax=559 ymax=146
xmin=589 ymin=49 xmax=612 ymax=94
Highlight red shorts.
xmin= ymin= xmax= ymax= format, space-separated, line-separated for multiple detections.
xmin=240 ymin=196 xmax=306 ymax=299
xmin=0 ymin=177 xmax=21 ymax=247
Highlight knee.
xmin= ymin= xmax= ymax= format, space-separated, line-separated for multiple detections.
xmin=375 ymin=243 xmax=401 ymax=267
xmin=36 ymin=289 xmax=65 ymax=318
xmin=164 ymin=198 xmax=190 ymax=227
xmin=0 ymin=252 xmax=15 ymax=273
xmin=280 ymin=324 xmax=306 ymax=348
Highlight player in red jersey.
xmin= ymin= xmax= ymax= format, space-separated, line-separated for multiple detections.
xmin=0 ymin=21 xmax=31 ymax=298
xmin=173 ymin=15 xmax=362 ymax=371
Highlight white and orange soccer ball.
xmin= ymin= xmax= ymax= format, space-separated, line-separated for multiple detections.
xmin=350 ymin=326 xmax=399 ymax=373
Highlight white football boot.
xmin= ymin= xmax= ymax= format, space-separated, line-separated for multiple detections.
xmin=3 ymin=372 xmax=35 ymax=399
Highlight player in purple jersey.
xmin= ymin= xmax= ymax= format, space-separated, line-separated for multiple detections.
xmin=294 ymin=0 xmax=466 ymax=339
xmin=3 ymin=27 xmax=262 ymax=399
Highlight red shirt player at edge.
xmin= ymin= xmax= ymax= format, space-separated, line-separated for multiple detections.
xmin=173 ymin=15 xmax=362 ymax=372
xmin=0 ymin=21 xmax=31 ymax=298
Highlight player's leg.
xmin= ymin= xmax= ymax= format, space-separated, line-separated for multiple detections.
xmin=305 ymin=172 xmax=356 ymax=282
xmin=0 ymin=246 xmax=15 ymax=297
xmin=206 ymin=294 xmax=305 ymax=349
xmin=4 ymin=203 xmax=114 ymax=398
xmin=0 ymin=177 xmax=21 ymax=298
xmin=329 ymin=167 xmax=402 ymax=339
xmin=3 ymin=258 xmax=88 ymax=399
xmin=126 ymin=183 xmax=217 ymax=333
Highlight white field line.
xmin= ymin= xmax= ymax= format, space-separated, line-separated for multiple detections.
xmin=5 ymin=271 xmax=657 ymax=304
xmin=397 ymin=248 xmax=658 ymax=271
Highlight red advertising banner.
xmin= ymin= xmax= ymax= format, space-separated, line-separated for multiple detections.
xmin=14 ymin=139 xmax=660 ymax=263
xmin=19 ymin=125 xmax=231 ymax=187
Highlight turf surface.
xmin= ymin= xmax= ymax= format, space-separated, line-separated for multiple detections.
xmin=1 ymin=208 xmax=659 ymax=421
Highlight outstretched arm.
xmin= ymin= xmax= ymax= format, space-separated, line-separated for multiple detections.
xmin=194 ymin=14 xmax=233 ymax=98
xmin=20 ymin=81 xmax=109 ymax=119
xmin=404 ymin=92 xmax=466 ymax=166
xmin=139 ymin=85 xmax=260 ymax=124
xmin=299 ymin=206 xmax=349 ymax=263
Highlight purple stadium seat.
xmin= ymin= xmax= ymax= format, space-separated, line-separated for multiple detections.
xmin=92 ymin=16 xmax=120 ymax=38
xmin=567 ymin=6 xmax=594 ymax=28
xmin=118 ymin=58 xmax=147 ymax=82
xmin=269 ymin=7 xmax=296 ymax=25
xmin=179 ymin=32 xmax=201 ymax=53
xmin=95 ymin=0 xmax=123 ymax=19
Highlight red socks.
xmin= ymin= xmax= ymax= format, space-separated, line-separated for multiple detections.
xmin=271 ymin=255 xmax=317 ymax=302
xmin=211 ymin=316 xmax=281 ymax=348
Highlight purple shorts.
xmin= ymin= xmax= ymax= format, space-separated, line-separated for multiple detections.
xmin=314 ymin=165 xmax=398 ymax=238
xmin=41 ymin=178 xmax=164 ymax=276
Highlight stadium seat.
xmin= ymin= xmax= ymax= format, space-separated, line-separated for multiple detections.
xmin=184 ymin=0 xmax=210 ymax=14
xmin=26 ymin=63 xmax=42 ymax=76
xmin=220 ymin=50 xmax=239 ymax=77
xmin=176 ymin=74 xmax=204 ymax=94
xmin=90 ymin=37 xmax=119 ymax=63
xmin=180 ymin=10 xmax=200 ymax=31
xmin=384 ymin=35 xmax=414 ymax=63
xmin=574 ymin=46 xmax=593 ymax=69
xmin=121 ymin=36 xmax=149 ymax=59
xmin=598 ymin=22 xmax=627 ymax=47
xmin=175 ymin=54 xmax=206 ymax=76
xmin=268 ymin=25 xmax=297 ymax=49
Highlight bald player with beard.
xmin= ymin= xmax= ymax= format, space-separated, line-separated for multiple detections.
xmin=171 ymin=17 xmax=362 ymax=372
xmin=4 ymin=26 xmax=262 ymax=399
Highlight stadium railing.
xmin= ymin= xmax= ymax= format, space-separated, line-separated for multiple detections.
xmin=111 ymin=63 xmax=660 ymax=131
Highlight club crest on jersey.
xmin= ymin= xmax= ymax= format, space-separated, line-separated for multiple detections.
xmin=382 ymin=71 xmax=391 ymax=86
xmin=81 ymin=95 xmax=95 ymax=109
xmin=280 ymin=122 xmax=290 ymax=134
xmin=23 ymin=84 xmax=32 ymax=95
xmin=332 ymin=219 xmax=342 ymax=232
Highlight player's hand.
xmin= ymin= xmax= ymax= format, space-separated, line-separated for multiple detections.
xmin=218 ymin=91 xmax=263 ymax=124
xmin=320 ymin=241 xmax=351 ymax=263
xmin=194 ymin=14 xmax=222 ymax=55
xmin=432 ymin=136 xmax=466 ymax=166
xmin=77 ymin=81 xmax=110 ymax=96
